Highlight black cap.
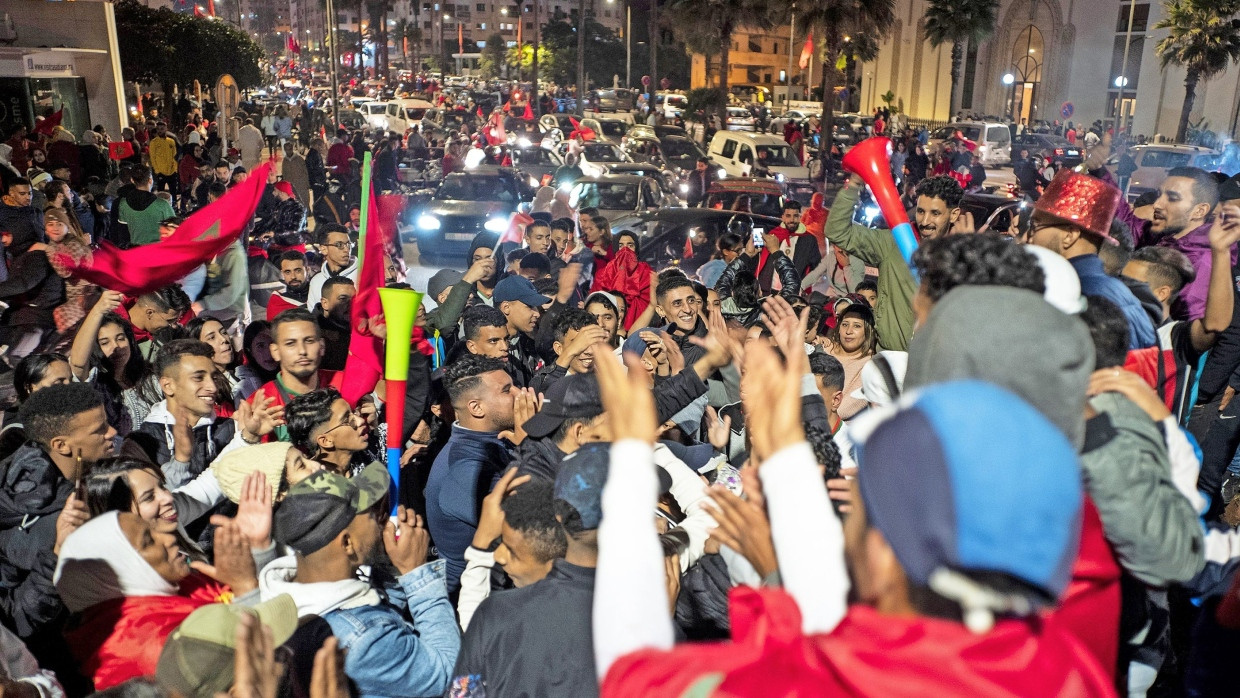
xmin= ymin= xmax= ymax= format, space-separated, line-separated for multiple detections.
xmin=1221 ymin=173 xmax=1240 ymax=203
xmin=522 ymin=373 xmax=603 ymax=439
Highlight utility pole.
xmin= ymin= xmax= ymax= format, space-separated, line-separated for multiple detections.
xmin=785 ymin=5 xmax=795 ymax=114
xmin=533 ymin=1 xmax=541 ymax=114
xmin=327 ymin=0 xmax=341 ymax=131
xmin=576 ymin=0 xmax=586 ymax=115
xmin=648 ymin=0 xmax=657 ymax=120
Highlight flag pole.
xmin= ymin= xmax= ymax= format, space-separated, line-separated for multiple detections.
xmin=356 ymin=150 xmax=373 ymax=272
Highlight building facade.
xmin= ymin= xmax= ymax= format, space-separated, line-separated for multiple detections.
xmin=862 ymin=0 xmax=1240 ymax=141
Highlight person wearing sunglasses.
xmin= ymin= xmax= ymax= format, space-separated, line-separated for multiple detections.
xmin=306 ymin=223 xmax=357 ymax=311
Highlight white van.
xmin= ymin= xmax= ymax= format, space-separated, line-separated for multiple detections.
xmin=707 ymin=131 xmax=810 ymax=182
xmin=928 ymin=121 xmax=1012 ymax=167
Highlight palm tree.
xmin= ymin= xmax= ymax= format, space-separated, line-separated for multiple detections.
xmin=923 ymin=0 xmax=999 ymax=119
xmin=393 ymin=18 xmax=423 ymax=72
xmin=669 ymin=0 xmax=784 ymax=128
xmin=797 ymin=0 xmax=895 ymax=178
xmin=1155 ymin=0 xmax=1240 ymax=141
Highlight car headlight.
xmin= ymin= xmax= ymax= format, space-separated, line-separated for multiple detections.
xmin=517 ymin=137 xmax=532 ymax=148
xmin=679 ymin=183 xmax=689 ymax=193
xmin=484 ymin=217 xmax=509 ymax=233
xmin=775 ymin=173 xmax=786 ymax=183
xmin=417 ymin=214 xmax=441 ymax=230
xmin=528 ymin=175 xmax=539 ymax=188
xmin=718 ymin=168 xmax=727 ymax=179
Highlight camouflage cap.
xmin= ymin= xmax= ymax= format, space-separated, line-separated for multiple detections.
xmin=156 ymin=594 xmax=299 ymax=697
xmin=273 ymin=462 xmax=390 ymax=556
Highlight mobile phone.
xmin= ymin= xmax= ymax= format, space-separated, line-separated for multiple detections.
xmin=751 ymin=227 xmax=765 ymax=248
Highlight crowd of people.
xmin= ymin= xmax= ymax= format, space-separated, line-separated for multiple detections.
xmin=4 ymin=99 xmax=1240 ymax=698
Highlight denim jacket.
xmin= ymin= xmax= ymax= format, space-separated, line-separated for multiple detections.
xmin=322 ymin=559 xmax=461 ymax=698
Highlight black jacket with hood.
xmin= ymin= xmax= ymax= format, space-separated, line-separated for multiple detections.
xmin=0 ymin=230 xmax=63 ymax=327
xmin=122 ymin=400 xmax=239 ymax=489
xmin=0 ymin=442 xmax=71 ymax=642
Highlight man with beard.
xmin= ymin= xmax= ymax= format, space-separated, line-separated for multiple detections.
xmin=268 ymin=250 xmax=312 ymax=320
xmin=316 ymin=277 xmax=356 ymax=371
xmin=251 ymin=308 xmax=337 ymax=442
xmin=824 ymin=175 xmax=965 ymax=351
xmin=257 ymin=464 xmax=460 ymax=698
xmin=1111 ymin=166 xmax=1233 ymax=320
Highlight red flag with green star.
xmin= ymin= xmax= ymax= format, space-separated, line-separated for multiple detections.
xmin=56 ymin=163 xmax=272 ymax=295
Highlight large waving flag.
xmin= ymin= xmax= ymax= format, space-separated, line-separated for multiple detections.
xmin=338 ymin=152 xmax=429 ymax=405
xmin=57 ymin=163 xmax=271 ymax=295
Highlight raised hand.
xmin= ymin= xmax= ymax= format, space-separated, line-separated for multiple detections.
xmin=193 ymin=516 xmax=259 ymax=594
xmin=463 ymin=256 xmax=497 ymax=284
xmin=54 ymin=492 xmax=90 ymax=556
xmin=743 ymin=332 xmax=807 ymax=464
xmin=309 ymin=636 xmax=347 ymax=698
xmin=91 ymin=289 xmax=125 ymax=317
xmin=706 ymin=485 xmax=777 ymax=579
xmin=234 ymin=471 xmax=273 ymax=548
xmin=237 ymin=393 xmax=285 ymax=442
xmin=1083 ymin=131 xmax=1112 ymax=172
xmin=595 ymin=344 xmax=658 ymax=444
xmin=498 ymin=387 xmax=540 ymax=445
xmin=472 ymin=467 xmax=532 ymax=549
xmin=558 ymin=325 xmax=611 ymax=368
xmin=690 ymin=308 xmax=738 ymax=374
xmin=826 ymin=466 xmax=858 ymax=514
xmin=383 ymin=506 xmax=430 ymax=576
xmin=1087 ymin=367 xmax=1172 ymax=422
xmin=1210 ymin=203 xmax=1240 ymax=252
xmin=232 ymin=612 xmax=278 ymax=698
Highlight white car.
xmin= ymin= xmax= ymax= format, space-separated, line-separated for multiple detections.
xmin=768 ymin=109 xmax=819 ymax=134
xmin=1108 ymin=144 xmax=1221 ymax=201
xmin=557 ymin=139 xmax=630 ymax=178
xmin=361 ymin=101 xmax=407 ymax=134
xmin=726 ymin=107 xmax=757 ymax=132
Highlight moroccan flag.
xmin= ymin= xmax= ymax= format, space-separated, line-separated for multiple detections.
xmin=207 ymin=0 xmax=215 ymax=16
xmin=58 ymin=163 xmax=271 ymax=295
xmin=108 ymin=141 xmax=135 ymax=160
xmin=522 ymin=102 xmax=533 ymax=120
xmin=338 ymin=188 xmax=418 ymax=405
xmin=517 ymin=17 xmax=522 ymax=47
xmin=33 ymin=108 xmax=63 ymax=136
xmin=799 ymin=34 xmax=813 ymax=70
xmin=458 ymin=23 xmax=464 ymax=55
xmin=500 ymin=210 xmax=533 ymax=245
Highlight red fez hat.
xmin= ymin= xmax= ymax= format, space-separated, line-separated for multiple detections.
xmin=1034 ymin=170 xmax=1121 ymax=242
xmin=274 ymin=181 xmax=294 ymax=197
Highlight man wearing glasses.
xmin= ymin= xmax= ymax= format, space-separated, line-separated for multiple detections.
xmin=307 ymin=223 xmax=358 ymax=310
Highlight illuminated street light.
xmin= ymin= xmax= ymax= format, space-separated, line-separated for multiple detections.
xmin=1002 ymin=73 xmax=1015 ymax=85
xmin=1114 ymin=75 xmax=1128 ymax=87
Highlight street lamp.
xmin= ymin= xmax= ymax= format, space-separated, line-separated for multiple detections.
xmin=1114 ymin=76 xmax=1128 ymax=88
xmin=1002 ymin=73 xmax=1016 ymax=122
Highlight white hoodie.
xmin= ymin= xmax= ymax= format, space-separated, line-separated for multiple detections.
xmin=257 ymin=554 xmax=380 ymax=618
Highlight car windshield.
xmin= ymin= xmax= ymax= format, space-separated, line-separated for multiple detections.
xmin=438 ymin=174 xmax=517 ymax=201
xmin=599 ymin=122 xmax=628 ymax=138
xmin=512 ymin=148 xmax=553 ymax=165
xmin=661 ymin=138 xmax=706 ymax=160
xmin=404 ymin=107 xmax=429 ymax=119
xmin=755 ymin=145 xmax=801 ymax=167
xmin=1141 ymin=150 xmax=1195 ymax=169
xmin=933 ymin=126 xmax=982 ymax=141
xmin=573 ymin=182 xmax=641 ymax=210
xmin=1035 ymin=135 xmax=1072 ymax=147
xmin=583 ymin=144 xmax=624 ymax=161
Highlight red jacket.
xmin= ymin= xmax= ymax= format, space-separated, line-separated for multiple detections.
xmin=603 ymin=498 xmax=1120 ymax=697
xmin=327 ymin=142 xmax=353 ymax=177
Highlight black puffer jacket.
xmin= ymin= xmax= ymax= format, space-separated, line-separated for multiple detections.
xmin=674 ymin=553 xmax=732 ymax=641
xmin=0 ymin=442 xmax=70 ymax=639
xmin=716 ymin=250 xmax=800 ymax=301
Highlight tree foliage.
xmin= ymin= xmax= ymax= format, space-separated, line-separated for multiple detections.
xmin=923 ymin=0 xmax=999 ymax=116
xmin=113 ymin=0 xmax=264 ymax=92
xmin=538 ymin=18 xmax=626 ymax=87
xmin=479 ymin=33 xmax=509 ymax=79
xmin=1155 ymin=0 xmax=1240 ymax=141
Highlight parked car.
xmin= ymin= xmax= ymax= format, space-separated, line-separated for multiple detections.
xmin=588 ymin=88 xmax=638 ymax=112
xmin=726 ymin=107 xmax=758 ymax=131
xmin=768 ymin=109 xmax=820 ymax=134
xmin=601 ymin=162 xmax=683 ymax=201
xmin=509 ymin=145 xmax=565 ymax=187
xmin=406 ymin=167 xmax=535 ymax=263
xmin=1108 ymin=144 xmax=1221 ymax=201
xmin=927 ymin=121 xmax=1012 ymax=167
xmin=1012 ymin=133 xmax=1082 ymax=169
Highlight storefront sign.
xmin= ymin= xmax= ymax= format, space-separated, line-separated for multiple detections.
xmin=23 ymin=52 xmax=76 ymax=77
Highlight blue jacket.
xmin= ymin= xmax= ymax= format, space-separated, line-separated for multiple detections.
xmin=322 ymin=560 xmax=461 ymax=698
xmin=425 ymin=424 xmax=511 ymax=593
xmin=1070 ymin=254 xmax=1157 ymax=350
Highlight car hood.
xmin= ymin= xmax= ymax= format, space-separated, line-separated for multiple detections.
xmin=426 ymin=200 xmax=516 ymax=216
xmin=770 ymin=165 xmax=810 ymax=179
